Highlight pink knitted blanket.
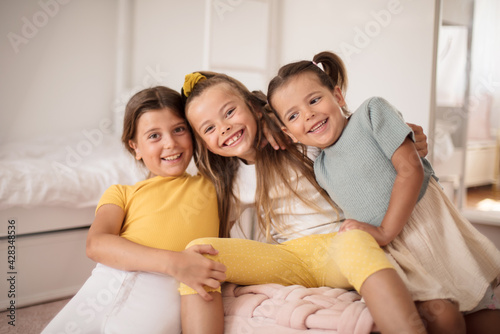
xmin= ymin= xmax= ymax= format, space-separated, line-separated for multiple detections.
xmin=222 ymin=283 xmax=377 ymax=334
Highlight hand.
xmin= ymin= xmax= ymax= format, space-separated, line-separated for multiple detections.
xmin=339 ymin=219 xmax=392 ymax=246
xmin=261 ymin=115 xmax=288 ymax=150
xmin=407 ymin=123 xmax=428 ymax=158
xmin=174 ymin=244 xmax=227 ymax=301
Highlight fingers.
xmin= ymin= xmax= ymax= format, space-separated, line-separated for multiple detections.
xmin=407 ymin=123 xmax=428 ymax=158
xmin=414 ymin=140 xmax=428 ymax=158
xmin=213 ymin=261 xmax=226 ymax=273
xmin=339 ymin=219 xmax=361 ymax=233
xmin=413 ymin=129 xmax=427 ymax=143
xmin=262 ymin=127 xmax=280 ymax=150
xmin=191 ymin=245 xmax=226 ymax=273
xmin=339 ymin=220 xmax=352 ymax=232
xmin=196 ymin=287 xmax=213 ymax=302
xmin=278 ymin=136 xmax=289 ymax=150
xmin=192 ymin=276 xmax=223 ymax=301
xmin=203 ymin=278 xmax=222 ymax=290
xmin=185 ymin=273 xmax=224 ymax=302
xmin=192 ymin=244 xmax=219 ymax=255
xmin=196 ymin=278 xmax=224 ymax=302
xmin=407 ymin=123 xmax=422 ymax=134
xmin=211 ymin=269 xmax=226 ymax=282
xmin=340 ymin=223 xmax=355 ymax=232
xmin=267 ymin=135 xmax=281 ymax=150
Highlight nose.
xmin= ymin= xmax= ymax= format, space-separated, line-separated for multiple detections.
xmin=305 ymin=110 xmax=315 ymax=121
xmin=163 ymin=134 xmax=175 ymax=149
xmin=221 ymin=124 xmax=232 ymax=135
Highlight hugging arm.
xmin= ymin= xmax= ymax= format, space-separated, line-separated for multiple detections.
xmin=340 ymin=137 xmax=424 ymax=246
xmin=86 ymin=204 xmax=226 ymax=301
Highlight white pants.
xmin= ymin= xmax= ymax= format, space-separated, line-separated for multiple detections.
xmin=41 ymin=263 xmax=181 ymax=334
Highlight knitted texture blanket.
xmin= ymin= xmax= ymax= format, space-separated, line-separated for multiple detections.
xmin=222 ymin=283 xmax=376 ymax=334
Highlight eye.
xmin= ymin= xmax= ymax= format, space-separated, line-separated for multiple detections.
xmin=288 ymin=112 xmax=299 ymax=122
xmin=148 ymin=133 xmax=160 ymax=140
xmin=173 ymin=126 xmax=187 ymax=134
xmin=203 ymin=125 xmax=215 ymax=135
xmin=225 ymin=108 xmax=235 ymax=118
xmin=310 ymin=97 xmax=321 ymax=105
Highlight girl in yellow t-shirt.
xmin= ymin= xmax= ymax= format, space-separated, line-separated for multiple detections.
xmin=42 ymin=86 xmax=225 ymax=334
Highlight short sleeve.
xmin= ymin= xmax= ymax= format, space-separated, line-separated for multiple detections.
xmin=306 ymin=146 xmax=321 ymax=160
xmin=366 ymin=97 xmax=413 ymax=160
xmin=95 ymin=184 xmax=126 ymax=215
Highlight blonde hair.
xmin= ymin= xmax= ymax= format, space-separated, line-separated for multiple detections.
xmin=182 ymin=72 xmax=338 ymax=240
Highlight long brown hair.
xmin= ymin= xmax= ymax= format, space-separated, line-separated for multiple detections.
xmin=182 ymin=72 xmax=338 ymax=240
xmin=267 ymin=51 xmax=350 ymax=119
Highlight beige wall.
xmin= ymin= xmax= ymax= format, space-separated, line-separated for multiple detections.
xmin=0 ymin=0 xmax=118 ymax=142
xmin=279 ymin=0 xmax=439 ymax=132
xmin=0 ymin=0 xmax=440 ymax=142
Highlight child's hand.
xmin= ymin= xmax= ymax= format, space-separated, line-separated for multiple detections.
xmin=407 ymin=123 xmax=428 ymax=157
xmin=175 ymin=245 xmax=227 ymax=301
xmin=261 ymin=115 xmax=288 ymax=150
xmin=339 ymin=219 xmax=392 ymax=246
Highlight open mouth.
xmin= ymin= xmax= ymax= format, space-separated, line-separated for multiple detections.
xmin=308 ymin=119 xmax=328 ymax=133
xmin=223 ymin=130 xmax=243 ymax=146
xmin=162 ymin=153 xmax=182 ymax=161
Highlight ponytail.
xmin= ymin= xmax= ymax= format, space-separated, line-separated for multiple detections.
xmin=312 ymin=51 xmax=348 ymax=95
xmin=267 ymin=51 xmax=349 ymax=120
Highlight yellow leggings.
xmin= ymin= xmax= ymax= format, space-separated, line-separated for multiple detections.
xmin=179 ymin=229 xmax=393 ymax=295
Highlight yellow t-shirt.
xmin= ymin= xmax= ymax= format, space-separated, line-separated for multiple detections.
xmin=96 ymin=173 xmax=219 ymax=251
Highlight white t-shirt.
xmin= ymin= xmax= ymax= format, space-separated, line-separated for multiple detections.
xmin=230 ymin=148 xmax=342 ymax=243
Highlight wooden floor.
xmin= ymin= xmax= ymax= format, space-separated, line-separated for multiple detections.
xmin=466 ymin=184 xmax=500 ymax=210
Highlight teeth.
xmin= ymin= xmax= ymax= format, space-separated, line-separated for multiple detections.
xmin=163 ymin=153 xmax=181 ymax=161
xmin=310 ymin=120 xmax=326 ymax=132
xmin=225 ymin=131 xmax=242 ymax=146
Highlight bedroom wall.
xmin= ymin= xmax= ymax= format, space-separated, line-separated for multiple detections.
xmin=279 ymin=0 xmax=439 ymax=133
xmin=0 ymin=0 xmax=118 ymax=143
xmin=130 ymin=0 xmax=205 ymax=90
xmin=112 ymin=0 xmax=206 ymax=134
xmin=0 ymin=0 xmax=439 ymax=143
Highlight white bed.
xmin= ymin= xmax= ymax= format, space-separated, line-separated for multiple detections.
xmin=0 ymin=133 xmax=147 ymax=308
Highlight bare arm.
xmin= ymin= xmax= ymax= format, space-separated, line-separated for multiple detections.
xmin=377 ymin=137 xmax=424 ymax=245
xmin=86 ymin=204 xmax=226 ymax=300
xmin=340 ymin=137 xmax=424 ymax=246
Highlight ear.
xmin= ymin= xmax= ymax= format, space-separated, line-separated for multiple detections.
xmin=128 ymin=140 xmax=142 ymax=160
xmin=281 ymin=126 xmax=299 ymax=143
xmin=332 ymin=86 xmax=346 ymax=107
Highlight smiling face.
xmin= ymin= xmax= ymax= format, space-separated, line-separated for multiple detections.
xmin=129 ymin=108 xmax=193 ymax=177
xmin=186 ymin=83 xmax=258 ymax=163
xmin=271 ymin=72 xmax=347 ymax=149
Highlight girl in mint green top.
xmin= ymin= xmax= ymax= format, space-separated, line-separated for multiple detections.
xmin=268 ymin=51 xmax=500 ymax=334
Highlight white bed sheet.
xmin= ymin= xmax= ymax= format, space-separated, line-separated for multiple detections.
xmin=0 ymin=133 xmax=148 ymax=210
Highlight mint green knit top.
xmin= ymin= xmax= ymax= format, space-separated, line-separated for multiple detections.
xmin=314 ymin=97 xmax=436 ymax=227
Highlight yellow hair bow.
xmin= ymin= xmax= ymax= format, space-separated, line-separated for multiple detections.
xmin=183 ymin=73 xmax=206 ymax=97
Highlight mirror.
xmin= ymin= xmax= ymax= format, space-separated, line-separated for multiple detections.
xmin=433 ymin=0 xmax=500 ymax=224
